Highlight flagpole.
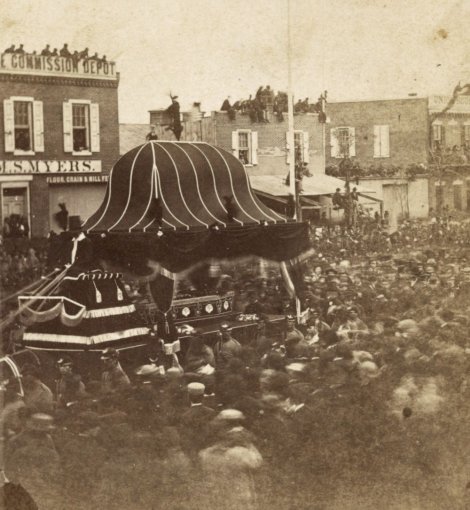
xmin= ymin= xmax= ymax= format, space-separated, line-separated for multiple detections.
xmin=287 ymin=0 xmax=296 ymax=217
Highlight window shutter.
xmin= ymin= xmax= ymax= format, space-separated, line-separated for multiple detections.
xmin=3 ymin=99 xmax=14 ymax=152
xmin=441 ymin=125 xmax=446 ymax=147
xmin=330 ymin=128 xmax=339 ymax=158
xmin=381 ymin=125 xmax=390 ymax=157
xmin=63 ymin=101 xmax=73 ymax=153
xmin=285 ymin=131 xmax=290 ymax=163
xmin=348 ymin=127 xmax=356 ymax=157
xmin=373 ymin=125 xmax=380 ymax=157
xmin=231 ymin=131 xmax=239 ymax=157
xmin=251 ymin=131 xmax=258 ymax=165
xmin=33 ymin=100 xmax=44 ymax=152
xmin=302 ymin=131 xmax=310 ymax=163
xmin=90 ymin=103 xmax=100 ymax=152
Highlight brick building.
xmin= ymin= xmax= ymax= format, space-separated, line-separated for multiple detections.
xmin=326 ymin=97 xmax=430 ymax=169
xmin=0 ymin=50 xmax=119 ymax=237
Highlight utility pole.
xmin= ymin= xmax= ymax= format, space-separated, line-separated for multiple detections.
xmin=286 ymin=0 xmax=301 ymax=221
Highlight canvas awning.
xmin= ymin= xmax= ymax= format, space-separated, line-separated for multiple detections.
xmin=249 ymin=174 xmax=375 ymax=197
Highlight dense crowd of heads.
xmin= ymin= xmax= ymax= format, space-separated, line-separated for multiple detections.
xmin=4 ymin=217 xmax=470 ymax=507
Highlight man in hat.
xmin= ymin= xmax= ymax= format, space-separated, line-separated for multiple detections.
xmin=56 ymin=356 xmax=87 ymax=407
xmin=180 ymin=382 xmax=216 ymax=458
xmin=214 ymin=323 xmax=242 ymax=369
xmin=146 ymin=124 xmax=158 ymax=141
xmin=100 ymin=348 xmax=131 ymax=394
xmin=21 ymin=364 xmax=54 ymax=414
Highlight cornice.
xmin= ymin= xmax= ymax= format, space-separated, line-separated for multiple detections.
xmin=0 ymin=72 xmax=119 ymax=88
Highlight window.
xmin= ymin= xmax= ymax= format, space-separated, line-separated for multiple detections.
xmin=330 ymin=127 xmax=355 ymax=158
xmin=293 ymin=130 xmax=310 ymax=164
xmin=14 ymin=102 xmax=33 ymax=151
xmin=231 ymin=130 xmax=258 ymax=165
xmin=373 ymin=125 xmax=390 ymax=158
xmin=454 ymin=183 xmax=462 ymax=210
xmin=3 ymin=97 xmax=44 ymax=154
xmin=63 ymin=100 xmax=100 ymax=154
xmin=72 ymin=104 xmax=90 ymax=152
xmin=464 ymin=125 xmax=470 ymax=144
xmin=466 ymin=180 xmax=470 ymax=211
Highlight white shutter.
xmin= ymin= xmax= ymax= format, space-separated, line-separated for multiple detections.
xmin=63 ymin=101 xmax=73 ymax=153
xmin=330 ymin=128 xmax=339 ymax=158
xmin=381 ymin=125 xmax=390 ymax=157
xmin=90 ymin=103 xmax=100 ymax=152
xmin=231 ymin=131 xmax=239 ymax=157
xmin=348 ymin=127 xmax=356 ymax=157
xmin=373 ymin=125 xmax=380 ymax=157
xmin=33 ymin=100 xmax=44 ymax=152
xmin=285 ymin=131 xmax=290 ymax=163
xmin=302 ymin=131 xmax=310 ymax=163
xmin=251 ymin=131 xmax=258 ymax=165
xmin=3 ymin=99 xmax=14 ymax=152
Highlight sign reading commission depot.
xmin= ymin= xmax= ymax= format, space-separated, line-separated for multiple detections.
xmin=0 ymin=53 xmax=116 ymax=80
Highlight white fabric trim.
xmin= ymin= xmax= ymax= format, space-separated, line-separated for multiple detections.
xmin=209 ymin=145 xmax=260 ymax=224
xmin=23 ymin=327 xmax=150 ymax=346
xmin=156 ymin=142 xmax=209 ymax=228
xmin=176 ymin=143 xmax=226 ymax=227
xmin=191 ymin=143 xmax=244 ymax=225
xmin=109 ymin=144 xmax=147 ymax=231
xmin=86 ymin=166 xmax=114 ymax=232
xmin=85 ymin=304 xmax=136 ymax=318
xmin=212 ymin=145 xmax=286 ymax=224
xmin=151 ymin=143 xmax=188 ymax=229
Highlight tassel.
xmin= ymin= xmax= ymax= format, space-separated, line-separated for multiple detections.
xmin=93 ymin=281 xmax=102 ymax=304
xmin=115 ymin=281 xmax=123 ymax=301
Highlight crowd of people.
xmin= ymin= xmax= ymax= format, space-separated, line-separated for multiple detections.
xmin=3 ymin=43 xmax=109 ymax=63
xmin=220 ymin=86 xmax=326 ymax=123
xmin=0 ymin=243 xmax=48 ymax=294
xmin=4 ymin=217 xmax=470 ymax=508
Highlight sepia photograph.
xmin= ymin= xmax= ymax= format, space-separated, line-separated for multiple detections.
xmin=1 ymin=0 xmax=470 ymax=508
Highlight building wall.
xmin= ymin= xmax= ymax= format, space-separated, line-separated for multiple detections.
xmin=358 ymin=177 xmax=429 ymax=225
xmin=428 ymin=175 xmax=470 ymax=214
xmin=0 ymin=74 xmax=119 ymax=236
xmin=207 ymin=111 xmax=325 ymax=176
xmin=326 ymin=98 xmax=429 ymax=169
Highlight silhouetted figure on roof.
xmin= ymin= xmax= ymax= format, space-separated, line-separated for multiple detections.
xmin=41 ymin=45 xmax=51 ymax=56
xmin=51 ymin=48 xmax=58 ymax=57
xmin=15 ymin=44 xmax=25 ymax=54
xmin=79 ymin=48 xmax=89 ymax=59
xmin=165 ymin=95 xmax=183 ymax=141
xmin=221 ymin=97 xmax=236 ymax=121
xmin=60 ymin=44 xmax=71 ymax=57
xmin=5 ymin=45 xmax=15 ymax=53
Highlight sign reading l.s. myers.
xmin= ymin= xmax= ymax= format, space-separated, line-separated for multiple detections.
xmin=0 ymin=53 xmax=116 ymax=80
xmin=0 ymin=160 xmax=102 ymax=174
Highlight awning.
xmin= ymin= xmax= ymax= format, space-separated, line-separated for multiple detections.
xmin=249 ymin=174 xmax=375 ymax=196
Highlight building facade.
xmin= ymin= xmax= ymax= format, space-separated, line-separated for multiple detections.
xmin=0 ymin=50 xmax=119 ymax=237
xmin=325 ymin=97 xmax=430 ymax=170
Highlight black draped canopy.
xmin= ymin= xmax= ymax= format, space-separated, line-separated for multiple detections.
xmin=78 ymin=141 xmax=309 ymax=273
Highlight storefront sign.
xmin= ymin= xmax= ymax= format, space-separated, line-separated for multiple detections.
xmin=0 ymin=53 xmax=116 ymax=80
xmin=0 ymin=160 xmax=102 ymax=174
xmin=429 ymin=95 xmax=470 ymax=114
xmin=46 ymin=175 xmax=109 ymax=184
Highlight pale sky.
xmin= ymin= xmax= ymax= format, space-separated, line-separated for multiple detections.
xmin=1 ymin=0 xmax=469 ymax=123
